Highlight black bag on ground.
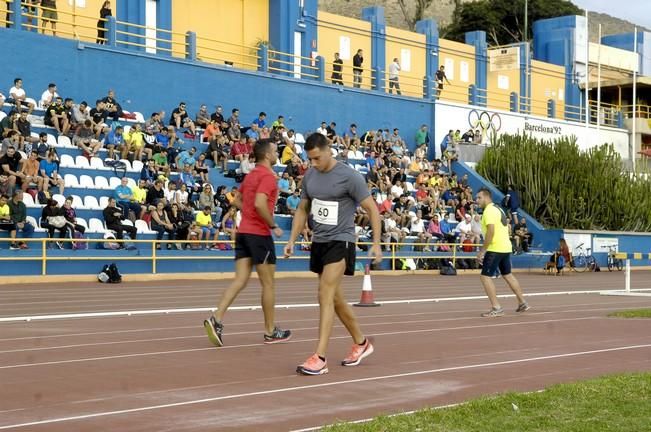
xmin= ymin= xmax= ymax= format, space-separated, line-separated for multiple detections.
xmin=98 ymin=263 xmax=122 ymax=283
xmin=440 ymin=262 xmax=457 ymax=276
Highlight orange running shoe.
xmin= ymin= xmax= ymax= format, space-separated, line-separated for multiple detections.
xmin=341 ymin=338 xmax=374 ymax=366
xmin=296 ymin=354 xmax=328 ymax=376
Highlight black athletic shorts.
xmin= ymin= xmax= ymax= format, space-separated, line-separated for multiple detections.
xmin=310 ymin=241 xmax=356 ymax=276
xmin=481 ymin=251 xmax=512 ymax=277
xmin=234 ymin=233 xmax=276 ymax=265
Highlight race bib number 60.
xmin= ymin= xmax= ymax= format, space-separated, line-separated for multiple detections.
xmin=312 ymin=198 xmax=339 ymax=226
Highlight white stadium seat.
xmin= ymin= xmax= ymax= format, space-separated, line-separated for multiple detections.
xmin=26 ymin=216 xmax=46 ymax=232
xmin=52 ymin=194 xmax=65 ymax=207
xmin=75 ymin=156 xmax=90 ymax=169
xmin=64 ymin=174 xmax=80 ymax=189
xmin=79 ymin=175 xmax=94 ymax=188
xmin=88 ymin=218 xmax=106 ymax=233
xmin=99 ymin=196 xmax=109 ymax=208
xmin=90 ymin=157 xmax=105 ymax=170
xmin=109 ymin=177 xmax=121 ymax=189
xmin=71 ymin=195 xmax=84 ymax=209
xmin=135 ymin=219 xmax=155 ymax=234
xmin=60 ymin=154 xmax=75 ymax=168
xmin=83 ymin=196 xmax=101 ymax=210
xmin=47 ymin=134 xmax=57 ymax=147
xmin=22 ymin=193 xmax=36 ymax=207
xmin=76 ymin=218 xmax=88 ymax=230
xmin=94 ymin=176 xmax=110 ymax=190
xmin=131 ymin=160 xmax=144 ymax=172
xmin=58 ymin=135 xmax=73 ymax=148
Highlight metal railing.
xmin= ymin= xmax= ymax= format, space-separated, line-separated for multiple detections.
xmin=0 ymin=238 xmax=479 ymax=276
xmin=196 ymin=36 xmax=259 ymax=70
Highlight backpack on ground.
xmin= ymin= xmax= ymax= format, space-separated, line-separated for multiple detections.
xmin=98 ymin=263 xmax=122 ymax=283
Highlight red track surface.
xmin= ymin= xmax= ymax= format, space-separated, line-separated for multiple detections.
xmin=1 ymin=272 xmax=650 ymax=431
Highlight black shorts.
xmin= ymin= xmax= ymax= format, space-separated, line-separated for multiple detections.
xmin=235 ymin=233 xmax=276 ymax=265
xmin=310 ymin=241 xmax=356 ymax=276
xmin=0 ymin=222 xmax=16 ymax=232
xmin=481 ymin=252 xmax=512 ymax=277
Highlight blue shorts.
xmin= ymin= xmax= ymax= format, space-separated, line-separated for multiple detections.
xmin=481 ymin=252 xmax=512 ymax=277
xmin=201 ymin=227 xmax=216 ymax=236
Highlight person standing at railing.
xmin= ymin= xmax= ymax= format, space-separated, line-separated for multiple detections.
xmin=40 ymin=0 xmax=57 ymax=36
xmin=97 ymin=1 xmax=111 ymax=45
xmin=435 ymin=65 xmax=451 ymax=99
xmin=388 ymin=58 xmax=402 ymax=95
xmin=331 ymin=53 xmax=343 ymax=85
xmin=353 ymin=49 xmax=364 ymax=88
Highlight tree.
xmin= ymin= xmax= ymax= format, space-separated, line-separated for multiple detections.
xmin=442 ymin=0 xmax=582 ymax=46
xmin=396 ymin=0 xmax=462 ymax=31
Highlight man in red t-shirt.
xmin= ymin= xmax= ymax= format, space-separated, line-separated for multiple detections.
xmin=204 ymin=139 xmax=291 ymax=347
xmin=230 ymin=137 xmax=250 ymax=161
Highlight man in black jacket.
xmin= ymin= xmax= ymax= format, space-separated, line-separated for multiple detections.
xmin=353 ymin=49 xmax=363 ymax=88
xmin=103 ymin=197 xmax=137 ymax=242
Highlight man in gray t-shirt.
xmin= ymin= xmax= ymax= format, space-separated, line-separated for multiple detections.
xmin=285 ymin=133 xmax=382 ymax=376
xmin=300 ymin=161 xmax=369 ymax=243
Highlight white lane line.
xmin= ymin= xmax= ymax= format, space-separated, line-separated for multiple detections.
xmin=6 ymin=288 xmax=651 ymax=323
xmin=0 ymin=306 xmax=634 ymax=354
xmin=0 ymin=317 xmax=599 ymax=369
xmin=0 ymin=343 xmax=649 ymax=430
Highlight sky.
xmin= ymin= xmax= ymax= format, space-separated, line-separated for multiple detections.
xmin=572 ymin=0 xmax=651 ymax=30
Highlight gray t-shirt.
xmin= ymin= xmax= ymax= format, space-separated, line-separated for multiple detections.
xmin=301 ymin=161 xmax=370 ymax=243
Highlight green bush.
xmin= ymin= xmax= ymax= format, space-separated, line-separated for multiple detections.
xmin=476 ymin=133 xmax=651 ymax=231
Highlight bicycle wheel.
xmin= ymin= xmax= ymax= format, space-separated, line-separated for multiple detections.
xmin=573 ymin=254 xmax=588 ymax=272
xmin=607 ymin=257 xmax=614 ymax=272
xmin=616 ymin=259 xmax=624 ymax=271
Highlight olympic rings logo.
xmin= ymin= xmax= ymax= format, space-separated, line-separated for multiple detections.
xmin=468 ymin=110 xmax=501 ymax=142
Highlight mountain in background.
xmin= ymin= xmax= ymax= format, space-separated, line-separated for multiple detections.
xmin=318 ymin=0 xmax=649 ymax=43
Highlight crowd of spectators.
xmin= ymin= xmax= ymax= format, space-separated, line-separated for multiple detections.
xmin=0 ymin=77 xmax=533 ymax=255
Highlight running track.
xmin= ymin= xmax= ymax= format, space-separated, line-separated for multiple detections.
xmin=1 ymin=271 xmax=650 ymax=431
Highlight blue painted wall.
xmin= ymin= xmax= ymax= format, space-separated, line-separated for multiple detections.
xmin=0 ymin=28 xmax=431 ymax=145
xmin=465 ymin=31 xmax=487 ymax=106
xmin=532 ymin=16 xmax=583 ymax=121
xmin=601 ymin=31 xmax=651 ymax=77
xmin=361 ymin=6 xmax=386 ymax=92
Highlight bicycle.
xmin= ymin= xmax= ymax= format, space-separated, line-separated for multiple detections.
xmin=572 ymin=243 xmax=596 ymax=273
xmin=606 ymin=245 xmax=624 ymax=272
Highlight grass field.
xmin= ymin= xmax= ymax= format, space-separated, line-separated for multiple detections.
xmin=609 ymin=309 xmax=651 ymax=318
xmin=323 ymin=373 xmax=651 ymax=432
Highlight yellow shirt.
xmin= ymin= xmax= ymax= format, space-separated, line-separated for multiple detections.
xmin=195 ymin=211 xmax=212 ymax=227
xmin=124 ymin=130 xmax=144 ymax=148
xmin=481 ymin=203 xmax=512 ymax=253
xmin=428 ymin=177 xmax=441 ymax=187
xmin=0 ymin=204 xmax=10 ymax=220
xmin=131 ymin=186 xmax=147 ymax=204
xmin=281 ymin=146 xmax=295 ymax=164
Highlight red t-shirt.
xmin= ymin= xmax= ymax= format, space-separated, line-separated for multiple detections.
xmin=238 ymin=165 xmax=278 ymax=236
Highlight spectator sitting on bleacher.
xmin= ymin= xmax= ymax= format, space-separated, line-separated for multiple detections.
xmin=39 ymin=83 xmax=59 ymax=109
xmin=8 ymin=190 xmax=33 ymax=248
xmin=71 ymin=101 xmax=91 ymax=125
xmin=277 ymin=172 xmax=291 ymax=198
xmin=456 ymin=213 xmax=479 ymax=247
xmin=103 ymin=197 xmax=138 ymax=244
xmin=7 ymin=78 xmax=35 ymax=115
xmin=230 ymin=137 xmax=251 ymax=162
xmin=194 ymin=205 xmax=219 ymax=249
xmin=176 ymin=146 xmax=197 ymax=171
xmin=140 ymin=159 xmax=157 ymax=185
xmin=239 ymin=153 xmax=254 ymax=177
xmin=104 ymin=125 xmax=123 ymax=160
xmin=170 ymin=102 xmax=196 ymax=137
xmin=281 ymin=140 xmax=298 ymax=165
xmin=197 ymin=184 xmax=221 ymax=219
xmin=20 ymin=150 xmax=44 ymax=192
xmin=0 ymin=172 xmax=15 ymax=197
xmin=389 ymin=128 xmax=404 ymax=146
xmin=152 ymin=148 xmax=170 ymax=178
xmin=151 ymin=200 xmax=177 ymax=250
xmin=122 ymin=123 xmax=147 ymax=161
xmin=73 ymin=120 xmax=101 ymax=158
xmin=44 ymin=97 xmax=70 ymax=136
xmin=382 ymin=212 xmax=405 ymax=248
xmin=286 ymin=189 xmax=301 ymax=215
xmin=408 ymin=157 xmax=423 ymax=176
xmin=173 ymin=182 xmax=190 ymax=210
xmin=0 ymin=193 xmax=20 ymax=250
xmin=62 ymin=196 xmax=86 ymax=237
xmin=100 ymin=89 xmax=123 ymax=122
xmin=145 ymin=112 xmax=164 ymax=135
xmin=63 ymin=98 xmax=78 ymax=130
xmin=427 ymin=213 xmax=444 ymax=242
xmin=410 ymin=210 xmax=431 ymax=251
xmin=195 ymin=104 xmax=211 ymax=129
xmin=180 ymin=165 xmax=201 ymax=202
xmin=220 ymin=206 xmax=237 ymax=241
xmin=439 ymin=213 xmax=456 ymax=243
xmin=1 ymin=145 xmax=25 ymax=191
xmin=145 ymin=179 xmax=165 ymax=210
xmin=316 ymin=121 xmax=328 ymax=136
xmin=211 ymin=105 xmax=225 ymax=124
xmin=194 ymin=153 xmax=209 ymax=184
xmin=0 ymin=91 xmax=4 ymax=106
xmin=167 ymin=202 xmax=189 ymax=246
xmin=15 ymin=110 xmax=39 ymax=152
xmin=131 ymin=179 xmax=148 ymax=208
xmin=0 ymin=110 xmax=18 ymax=142
xmin=226 ymin=109 xmax=241 ymax=141
xmin=164 ymin=181 xmax=176 ymax=204
xmin=41 ymin=199 xmax=68 ymax=249
xmin=155 ymin=127 xmax=177 ymax=161
xmin=246 ymin=124 xmax=260 ymax=140
xmin=115 ymin=177 xmax=144 ymax=220
xmin=202 ymin=119 xmax=221 ymax=144
xmin=89 ymin=100 xmax=110 ymax=138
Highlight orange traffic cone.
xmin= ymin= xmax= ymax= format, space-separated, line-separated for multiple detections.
xmin=354 ymin=265 xmax=380 ymax=307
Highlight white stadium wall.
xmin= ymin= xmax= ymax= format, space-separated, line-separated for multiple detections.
xmin=434 ymin=101 xmax=630 ymax=160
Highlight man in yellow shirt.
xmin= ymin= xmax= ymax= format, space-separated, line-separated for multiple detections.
xmin=131 ymin=179 xmax=148 ymax=206
xmin=121 ymin=123 xmax=148 ymax=161
xmin=0 ymin=194 xmax=19 ymax=250
xmin=476 ymin=187 xmax=528 ymax=317
xmin=195 ymin=205 xmax=219 ymax=249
